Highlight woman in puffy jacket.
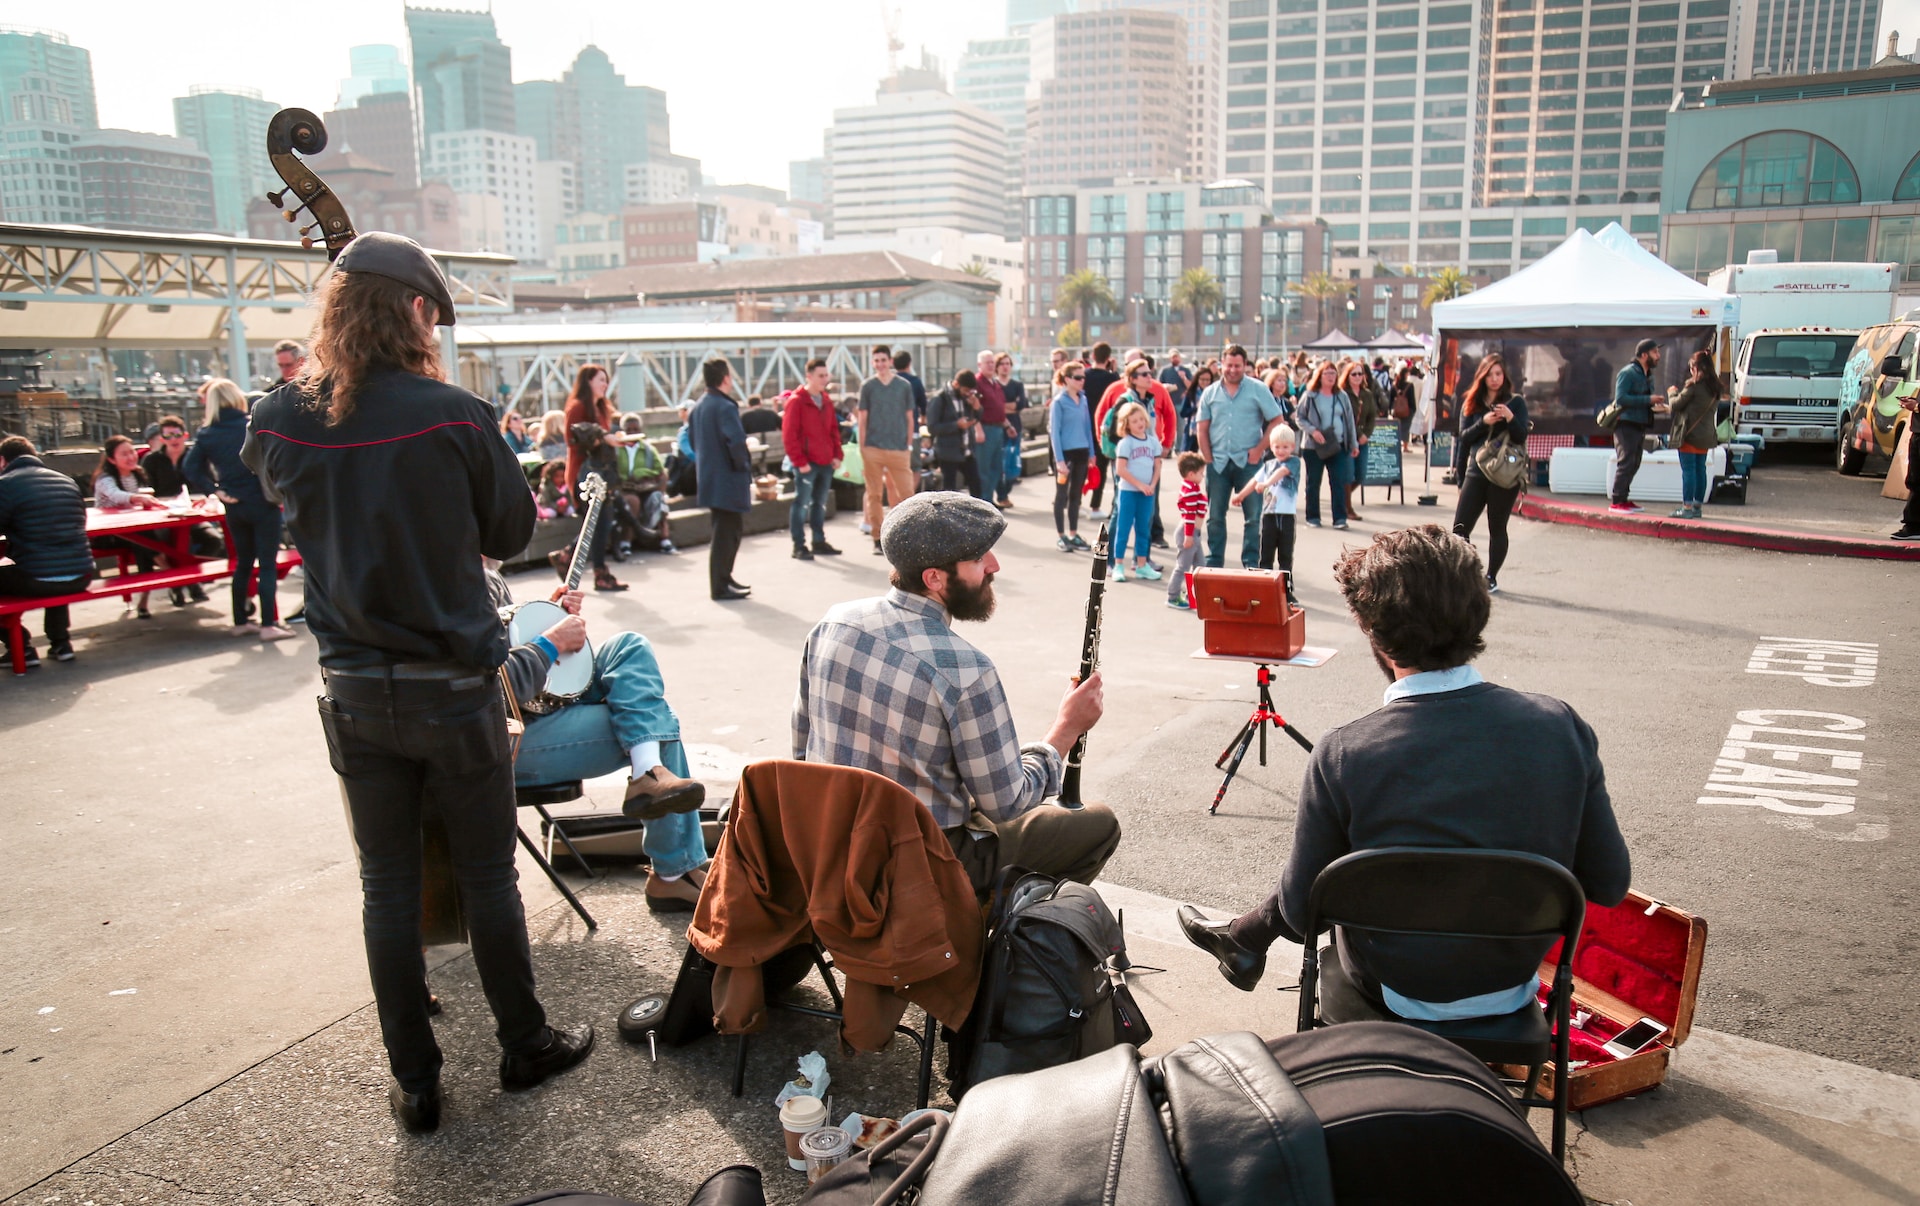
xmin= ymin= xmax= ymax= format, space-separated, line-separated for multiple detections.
xmin=185 ymin=379 xmax=293 ymax=641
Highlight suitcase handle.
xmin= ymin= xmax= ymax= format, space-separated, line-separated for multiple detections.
xmin=1210 ymin=597 xmax=1263 ymax=617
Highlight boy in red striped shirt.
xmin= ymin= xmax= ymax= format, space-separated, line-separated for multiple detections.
xmin=1167 ymin=452 xmax=1208 ymax=610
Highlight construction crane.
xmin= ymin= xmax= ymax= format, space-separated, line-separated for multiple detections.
xmin=882 ymin=3 xmax=904 ymax=77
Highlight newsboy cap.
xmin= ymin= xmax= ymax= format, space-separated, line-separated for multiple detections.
xmin=335 ymin=231 xmax=458 ymax=326
xmin=881 ymin=491 xmax=1007 ymax=575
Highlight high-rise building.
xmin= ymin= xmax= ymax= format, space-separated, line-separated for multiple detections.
xmin=173 ymin=86 xmax=279 ymax=235
xmin=405 ymin=6 xmax=515 ymax=143
xmin=788 ymin=156 xmax=828 ymax=206
xmin=1088 ymin=0 xmax=1226 ymax=182
xmin=1732 ymin=0 xmax=1883 ymax=78
xmin=1008 ymin=0 xmax=1076 ymax=31
xmin=1024 ymin=10 xmax=1188 ymax=189
xmin=338 ymin=44 xmax=409 ymax=109
xmin=955 ymin=32 xmax=1034 ymax=237
xmin=0 ymin=28 xmax=95 ymax=225
xmin=531 ymin=158 xmax=576 ymax=265
xmin=0 ymin=27 xmax=96 ymax=130
xmin=325 ymin=90 xmax=419 ymax=188
xmin=1020 ymin=177 xmax=1330 ymax=349
xmin=515 ymin=47 xmax=700 ymax=217
xmin=828 ymin=83 xmax=1010 ymax=238
xmin=423 ymin=129 xmax=539 ymax=260
xmin=73 ymin=130 xmax=217 ymax=233
xmin=625 ymin=160 xmax=692 ymax=206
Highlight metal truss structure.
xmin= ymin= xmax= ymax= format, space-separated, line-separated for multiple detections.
xmin=457 ymin=321 xmax=955 ymax=412
xmin=0 ymin=222 xmax=513 ymax=392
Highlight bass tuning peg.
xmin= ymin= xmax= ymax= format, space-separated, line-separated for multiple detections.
xmin=265 ymin=189 xmax=285 ymax=207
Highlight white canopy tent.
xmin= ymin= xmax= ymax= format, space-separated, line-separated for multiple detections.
xmin=1430 ymin=228 xmax=1738 ymax=331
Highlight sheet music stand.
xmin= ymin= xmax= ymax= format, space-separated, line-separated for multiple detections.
xmin=1189 ymin=647 xmax=1336 ymax=814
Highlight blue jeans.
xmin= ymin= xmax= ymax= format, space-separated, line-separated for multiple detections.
xmin=1205 ymin=460 xmax=1261 ymax=568
xmin=1111 ymin=489 xmax=1154 ymax=563
xmin=1303 ymin=450 xmax=1351 ymax=525
xmin=975 ymin=425 xmax=1005 ymax=501
xmin=789 ymin=462 xmax=833 ymax=547
xmin=1678 ymin=450 xmax=1708 ymax=506
xmin=226 ymin=499 xmax=281 ymax=625
xmin=513 ymin=631 xmax=706 ymax=879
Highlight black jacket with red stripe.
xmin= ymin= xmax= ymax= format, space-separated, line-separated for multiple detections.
xmin=243 ymin=370 xmax=534 ymax=670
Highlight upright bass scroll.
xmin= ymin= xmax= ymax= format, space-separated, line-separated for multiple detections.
xmin=265 ymin=108 xmax=356 ymax=259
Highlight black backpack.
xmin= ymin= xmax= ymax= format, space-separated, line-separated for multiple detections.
xmin=946 ymin=872 xmax=1151 ymax=1099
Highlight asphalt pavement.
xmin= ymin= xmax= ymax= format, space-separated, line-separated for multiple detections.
xmin=2 ymin=470 xmax=1915 ymax=1203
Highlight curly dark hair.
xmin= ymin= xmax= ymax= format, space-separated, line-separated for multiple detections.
xmin=1333 ymin=525 xmax=1489 ymax=672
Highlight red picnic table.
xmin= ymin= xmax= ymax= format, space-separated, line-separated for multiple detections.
xmin=1 ymin=498 xmax=302 ymax=675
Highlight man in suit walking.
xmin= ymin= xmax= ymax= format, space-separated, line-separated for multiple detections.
xmin=690 ymin=356 xmax=753 ymax=601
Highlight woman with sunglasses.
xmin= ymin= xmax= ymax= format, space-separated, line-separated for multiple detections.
xmin=927 ymin=369 xmax=986 ymax=495
xmin=1050 ymin=359 xmax=1094 ymax=551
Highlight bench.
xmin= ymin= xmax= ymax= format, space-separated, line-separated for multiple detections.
xmin=2 ymin=548 xmax=302 ymax=675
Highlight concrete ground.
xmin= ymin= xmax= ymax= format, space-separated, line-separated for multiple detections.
xmin=3 ymin=470 xmax=1917 ymax=1204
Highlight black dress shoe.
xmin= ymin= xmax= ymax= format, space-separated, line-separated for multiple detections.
xmin=500 ymin=1023 xmax=594 ymax=1091
xmin=1177 ymin=905 xmax=1266 ymax=992
xmin=812 ymin=540 xmax=843 ymax=556
xmin=712 ymin=586 xmax=751 ymax=602
xmin=390 ymin=1078 xmax=441 ymax=1133
xmin=792 ymin=544 xmax=815 ymax=560
xmin=727 ymin=579 xmax=751 ymax=594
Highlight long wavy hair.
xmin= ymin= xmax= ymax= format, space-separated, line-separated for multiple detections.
xmin=1460 ymin=354 xmax=1514 ymax=419
xmin=1688 ymin=349 xmax=1723 ymax=398
xmin=568 ymin=363 xmax=614 ymax=427
xmin=296 ymin=269 xmax=443 ymax=425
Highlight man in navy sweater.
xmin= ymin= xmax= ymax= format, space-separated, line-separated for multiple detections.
xmin=1180 ymin=525 xmax=1630 ymax=1018
xmin=0 ymin=437 xmax=94 ymax=666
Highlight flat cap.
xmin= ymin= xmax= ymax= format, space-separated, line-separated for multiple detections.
xmin=335 ymin=231 xmax=457 ymax=326
xmin=881 ymin=491 xmax=1006 ymax=574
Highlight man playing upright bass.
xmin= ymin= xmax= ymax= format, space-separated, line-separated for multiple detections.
xmin=244 ymin=233 xmax=596 ymax=1134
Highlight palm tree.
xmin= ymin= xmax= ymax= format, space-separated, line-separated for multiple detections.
xmin=1171 ymin=267 xmax=1225 ymax=349
xmin=1056 ymin=269 xmax=1116 ymax=345
xmin=1289 ymin=272 xmax=1356 ymax=339
xmin=1056 ymin=319 xmax=1083 ymax=349
xmin=1422 ymin=266 xmax=1473 ymax=308
xmin=961 ymin=258 xmax=999 ymax=285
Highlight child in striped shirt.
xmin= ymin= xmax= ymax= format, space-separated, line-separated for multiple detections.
xmin=1167 ymin=452 xmax=1209 ymax=610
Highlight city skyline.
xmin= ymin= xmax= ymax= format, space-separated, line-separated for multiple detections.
xmin=31 ymin=0 xmax=1015 ymax=192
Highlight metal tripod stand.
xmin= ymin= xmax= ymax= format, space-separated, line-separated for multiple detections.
xmin=1209 ymin=662 xmax=1315 ymax=814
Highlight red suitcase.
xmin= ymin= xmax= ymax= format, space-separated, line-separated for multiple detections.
xmin=1191 ymin=568 xmax=1306 ymax=660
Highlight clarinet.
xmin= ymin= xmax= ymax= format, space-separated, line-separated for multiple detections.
xmin=1059 ymin=521 xmax=1111 ymax=808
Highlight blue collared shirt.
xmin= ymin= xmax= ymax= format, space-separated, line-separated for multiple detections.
xmin=1196 ymin=375 xmax=1282 ymax=467
xmin=1376 ymin=663 xmax=1541 ymax=1022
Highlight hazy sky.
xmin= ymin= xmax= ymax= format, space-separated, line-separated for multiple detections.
xmin=48 ymin=0 xmax=1920 ymax=190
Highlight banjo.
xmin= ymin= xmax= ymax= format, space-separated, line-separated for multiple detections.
xmin=506 ymin=473 xmax=607 ymax=714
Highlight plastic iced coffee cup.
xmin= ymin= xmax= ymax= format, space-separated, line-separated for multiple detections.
xmin=780 ymin=1094 xmax=828 ymax=1171
xmin=801 ymin=1125 xmax=854 ymax=1184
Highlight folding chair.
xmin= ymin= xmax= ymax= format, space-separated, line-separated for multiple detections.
xmin=1295 ymin=847 xmax=1586 ymax=1163
xmin=513 ymin=780 xmax=597 ymax=930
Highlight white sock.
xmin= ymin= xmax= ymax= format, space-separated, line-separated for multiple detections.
xmin=629 ymin=741 xmax=663 ymax=777
xmin=653 ymin=869 xmax=684 ymax=882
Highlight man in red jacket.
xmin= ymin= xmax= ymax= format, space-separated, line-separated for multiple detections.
xmin=782 ymin=357 xmax=844 ymax=560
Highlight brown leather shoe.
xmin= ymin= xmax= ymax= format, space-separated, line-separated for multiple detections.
xmin=644 ymin=866 xmax=706 ymax=913
xmin=594 ymin=569 xmax=628 ymax=592
xmin=622 ymin=766 xmax=705 ymax=820
xmin=548 ymin=549 xmax=570 ymax=581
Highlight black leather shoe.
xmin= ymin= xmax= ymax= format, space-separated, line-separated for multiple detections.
xmin=727 ymin=579 xmax=751 ymax=594
xmin=1177 ymin=905 xmax=1265 ymax=992
xmin=390 ymin=1078 xmax=441 ymax=1133
xmin=812 ymin=540 xmax=843 ymax=556
xmin=500 ymin=1023 xmax=595 ymax=1091
xmin=792 ymin=544 xmax=814 ymax=560
xmin=712 ymin=586 xmax=751 ymax=602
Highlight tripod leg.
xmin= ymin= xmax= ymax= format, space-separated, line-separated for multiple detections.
xmin=1280 ymin=722 xmax=1315 ymax=754
xmin=1210 ymin=724 xmax=1259 ymax=815
xmin=1215 ymin=718 xmax=1257 ymax=770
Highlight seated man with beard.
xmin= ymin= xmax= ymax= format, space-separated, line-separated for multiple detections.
xmin=792 ymin=491 xmax=1119 ymax=891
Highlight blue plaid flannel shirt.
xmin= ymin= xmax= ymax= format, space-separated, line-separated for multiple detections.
xmin=792 ymin=588 xmax=1063 ymax=830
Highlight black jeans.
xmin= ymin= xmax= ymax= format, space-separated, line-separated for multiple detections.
xmin=575 ymin=483 xmax=617 ymax=571
xmin=1054 ymin=448 xmax=1089 ymax=534
xmin=1258 ymin=513 xmax=1296 ymax=578
xmin=938 ymin=457 xmax=981 ymax=495
xmin=1089 ymin=449 xmax=1112 ymax=510
xmin=1904 ymin=428 xmax=1920 ymax=533
xmin=226 ymin=500 xmax=281 ymax=626
xmin=0 ymin=565 xmax=89 ymax=645
xmin=708 ymin=508 xmax=744 ymax=597
xmin=317 ymin=674 xmax=549 ymax=1091
xmin=1453 ymin=472 xmax=1519 ymax=580
xmin=1610 ymin=423 xmax=1647 ymax=505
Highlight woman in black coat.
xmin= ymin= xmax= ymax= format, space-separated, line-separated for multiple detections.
xmin=1451 ymin=354 xmax=1530 ymax=593
xmin=185 ymin=378 xmax=293 ymax=640
xmin=926 ymin=370 xmax=985 ymax=495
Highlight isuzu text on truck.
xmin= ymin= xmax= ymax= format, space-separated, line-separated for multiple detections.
xmin=1705 ymin=256 xmax=1898 ymax=447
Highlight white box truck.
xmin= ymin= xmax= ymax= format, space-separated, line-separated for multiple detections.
xmin=1705 ymin=257 xmax=1900 ymax=446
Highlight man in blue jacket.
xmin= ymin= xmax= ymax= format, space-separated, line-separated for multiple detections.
xmin=0 ymin=437 xmax=94 ymax=666
xmin=691 ymin=356 xmax=754 ymax=601
xmin=1609 ymin=339 xmax=1669 ymax=513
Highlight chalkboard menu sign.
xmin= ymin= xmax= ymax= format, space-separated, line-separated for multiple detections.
xmin=1358 ymin=422 xmax=1402 ymax=502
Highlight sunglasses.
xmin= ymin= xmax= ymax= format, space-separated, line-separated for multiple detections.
xmin=161 ymin=431 xmax=186 ymax=440
xmin=1068 ymin=373 xmax=1085 ymax=380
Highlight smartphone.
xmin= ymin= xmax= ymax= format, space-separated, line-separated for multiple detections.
xmin=1602 ymin=1017 xmax=1668 ymax=1060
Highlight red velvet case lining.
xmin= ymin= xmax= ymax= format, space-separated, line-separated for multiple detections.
xmin=1540 ymin=896 xmax=1692 ymax=1068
